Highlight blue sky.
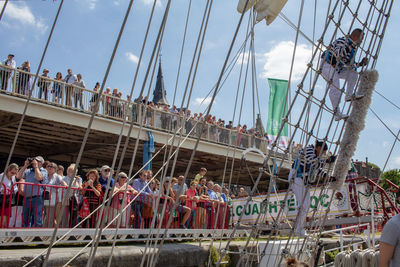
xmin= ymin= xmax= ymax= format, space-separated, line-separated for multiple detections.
xmin=0 ymin=0 xmax=399 ymax=170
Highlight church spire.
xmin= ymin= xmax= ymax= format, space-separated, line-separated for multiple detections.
xmin=152 ymin=56 xmax=169 ymax=105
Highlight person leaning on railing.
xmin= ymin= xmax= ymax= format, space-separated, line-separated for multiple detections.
xmin=9 ymin=170 xmax=25 ymax=228
xmin=158 ymin=177 xmax=176 ymax=228
xmin=132 ymin=170 xmax=152 ymax=228
xmin=195 ymin=177 xmax=210 ymax=229
xmin=0 ymin=163 xmax=18 ymax=228
xmin=98 ymin=165 xmax=114 ymax=225
xmin=185 ymin=181 xmax=199 ymax=229
xmin=172 ymin=175 xmax=191 ymax=229
xmin=73 ymin=74 xmax=85 ymax=110
xmin=16 ymin=61 xmax=31 ymax=96
xmin=103 ymin=87 xmax=112 ymax=116
xmin=37 ymin=69 xmax=51 ymax=101
xmin=62 ymin=164 xmax=82 ymax=227
xmin=89 ymin=82 xmax=100 ymax=112
xmin=0 ymin=54 xmax=16 ymax=91
xmin=64 ymin=69 xmax=77 ymax=107
xmin=17 ymin=156 xmax=48 ymax=228
xmin=52 ymin=72 xmax=64 ymax=104
xmin=111 ymin=172 xmax=137 ymax=228
xmin=43 ymin=162 xmax=67 ymax=228
xmin=81 ymin=169 xmax=102 ymax=228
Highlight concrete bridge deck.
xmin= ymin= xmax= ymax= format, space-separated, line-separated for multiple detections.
xmin=0 ymin=92 xmax=292 ymax=186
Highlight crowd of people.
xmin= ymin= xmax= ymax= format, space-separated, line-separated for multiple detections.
xmin=0 ymin=54 xmax=274 ymax=150
xmin=0 ymin=157 xmax=237 ymax=230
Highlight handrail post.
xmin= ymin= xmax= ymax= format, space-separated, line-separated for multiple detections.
xmin=12 ymin=67 xmax=17 ymax=94
xmin=339 ymin=229 xmax=343 ymax=251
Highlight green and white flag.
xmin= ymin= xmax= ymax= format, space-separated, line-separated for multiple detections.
xmin=267 ymin=78 xmax=289 ymax=148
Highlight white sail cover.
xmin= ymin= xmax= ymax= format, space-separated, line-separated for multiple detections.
xmin=237 ymin=0 xmax=288 ymax=25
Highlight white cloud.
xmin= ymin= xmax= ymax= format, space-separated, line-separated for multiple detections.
xmin=393 ymin=156 xmax=400 ymax=166
xmin=383 ymin=141 xmax=389 ymax=148
xmin=193 ymin=96 xmax=213 ymax=108
xmin=87 ymin=0 xmax=98 ymax=10
xmin=126 ymin=52 xmax=139 ymax=64
xmin=141 ymin=0 xmax=162 ymax=7
xmin=5 ymin=2 xmax=48 ymax=34
xmin=260 ymin=41 xmax=312 ymax=82
xmin=76 ymin=0 xmax=98 ymax=10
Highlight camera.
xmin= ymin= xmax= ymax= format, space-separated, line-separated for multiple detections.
xmin=27 ymin=157 xmax=34 ymax=164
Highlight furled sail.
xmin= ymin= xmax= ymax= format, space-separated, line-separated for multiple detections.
xmin=237 ymin=0 xmax=288 ymax=25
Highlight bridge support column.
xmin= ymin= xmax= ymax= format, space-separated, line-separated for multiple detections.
xmin=143 ymin=131 xmax=155 ymax=170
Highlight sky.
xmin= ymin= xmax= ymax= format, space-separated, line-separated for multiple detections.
xmin=0 ymin=0 xmax=399 ymax=171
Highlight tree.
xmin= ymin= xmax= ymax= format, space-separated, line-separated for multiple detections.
xmin=381 ymin=169 xmax=400 ymax=190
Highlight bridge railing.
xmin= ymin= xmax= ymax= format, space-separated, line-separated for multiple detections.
xmin=0 ymin=65 xmax=275 ymax=153
xmin=1 ymin=182 xmax=230 ymax=230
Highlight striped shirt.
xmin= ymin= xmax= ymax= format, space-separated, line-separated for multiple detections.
xmin=323 ymin=37 xmax=356 ymax=72
xmin=292 ymin=145 xmax=327 ymax=183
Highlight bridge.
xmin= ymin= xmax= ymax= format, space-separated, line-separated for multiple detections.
xmin=0 ymin=66 xmax=293 ymax=187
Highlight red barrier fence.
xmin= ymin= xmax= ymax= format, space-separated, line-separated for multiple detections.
xmin=0 ymin=182 xmax=230 ymax=230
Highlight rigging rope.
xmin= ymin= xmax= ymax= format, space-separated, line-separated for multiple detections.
xmin=172 ymin=0 xmax=192 ymax=106
xmin=0 ymin=0 xmax=8 ymax=22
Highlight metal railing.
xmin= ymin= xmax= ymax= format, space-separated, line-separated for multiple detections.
xmin=0 ymin=182 xmax=230 ymax=230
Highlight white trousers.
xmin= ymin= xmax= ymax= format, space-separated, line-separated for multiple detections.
xmin=320 ymin=62 xmax=358 ymax=114
xmin=292 ymin=177 xmax=310 ymax=234
xmin=9 ymin=206 xmax=23 ymax=227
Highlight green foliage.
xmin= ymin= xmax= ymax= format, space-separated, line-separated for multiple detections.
xmin=381 ymin=169 xmax=400 ymax=189
xmin=209 ymin=246 xmax=230 ymax=267
xmin=325 ymin=249 xmax=339 ymax=263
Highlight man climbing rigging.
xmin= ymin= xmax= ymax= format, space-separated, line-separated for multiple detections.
xmin=320 ymin=28 xmax=369 ymax=121
xmin=288 ymin=140 xmax=334 ymax=236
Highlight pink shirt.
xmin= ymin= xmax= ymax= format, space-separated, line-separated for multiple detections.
xmin=186 ymin=188 xmax=197 ymax=210
xmin=112 ymin=183 xmax=135 ymax=209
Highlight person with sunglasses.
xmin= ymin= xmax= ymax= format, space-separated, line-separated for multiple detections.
xmin=111 ymin=172 xmax=137 ymax=228
xmin=99 ymin=165 xmax=114 ymax=225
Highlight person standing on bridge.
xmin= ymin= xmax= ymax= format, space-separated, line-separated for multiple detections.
xmin=288 ymin=141 xmax=330 ymax=236
xmin=0 ymin=54 xmax=16 ymax=91
xmin=37 ymin=69 xmax=51 ymax=101
xmin=73 ymin=73 xmax=85 ymax=110
xmin=320 ymin=28 xmax=368 ymax=121
xmin=64 ymin=69 xmax=77 ymax=107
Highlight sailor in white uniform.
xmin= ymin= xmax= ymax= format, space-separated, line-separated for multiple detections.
xmin=320 ymin=28 xmax=368 ymax=121
xmin=289 ymin=141 xmax=333 ymax=236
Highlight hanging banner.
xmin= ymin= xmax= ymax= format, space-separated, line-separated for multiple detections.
xmin=267 ymin=78 xmax=289 ymax=149
xmin=231 ymin=186 xmax=351 ymax=224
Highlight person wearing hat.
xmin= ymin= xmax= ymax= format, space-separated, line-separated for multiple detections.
xmin=38 ymin=68 xmax=51 ymax=101
xmin=288 ymin=141 xmax=335 ymax=237
xmin=0 ymin=54 xmax=16 ymax=91
xmin=99 ymin=165 xmax=114 ymax=224
xmin=16 ymin=156 xmax=48 ymax=227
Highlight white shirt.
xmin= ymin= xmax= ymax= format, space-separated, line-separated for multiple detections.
xmin=64 ymin=74 xmax=77 ymax=84
xmin=4 ymin=59 xmax=16 ymax=69
xmin=170 ymin=108 xmax=178 ymax=121
xmin=0 ymin=173 xmax=16 ymax=193
xmin=74 ymin=80 xmax=85 ymax=93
